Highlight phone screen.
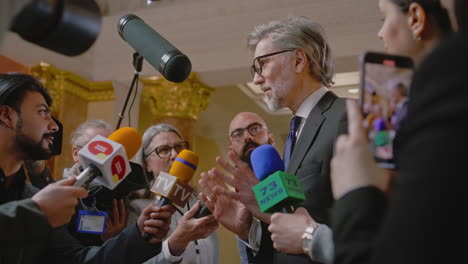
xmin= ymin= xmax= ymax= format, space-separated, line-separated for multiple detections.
xmin=360 ymin=52 xmax=414 ymax=168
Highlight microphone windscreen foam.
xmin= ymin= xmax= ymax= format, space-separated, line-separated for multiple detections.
xmin=169 ymin=149 xmax=199 ymax=184
xmin=108 ymin=127 xmax=142 ymax=159
xmin=251 ymin=144 xmax=285 ymax=181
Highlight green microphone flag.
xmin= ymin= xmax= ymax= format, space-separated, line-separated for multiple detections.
xmin=253 ymin=171 xmax=306 ymax=213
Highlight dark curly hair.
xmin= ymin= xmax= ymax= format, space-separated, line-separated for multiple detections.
xmin=0 ymin=73 xmax=52 ymax=112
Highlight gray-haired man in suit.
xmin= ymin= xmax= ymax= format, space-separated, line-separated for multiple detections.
xmin=199 ymin=16 xmax=348 ymax=264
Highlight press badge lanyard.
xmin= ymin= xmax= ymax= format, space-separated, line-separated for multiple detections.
xmin=76 ymin=195 xmax=108 ymax=234
xmin=185 ymin=199 xmax=201 ymax=263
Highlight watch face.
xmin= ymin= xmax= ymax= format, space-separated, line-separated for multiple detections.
xmin=302 ymin=233 xmax=313 ymax=254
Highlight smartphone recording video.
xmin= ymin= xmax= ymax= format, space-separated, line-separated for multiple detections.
xmin=360 ymin=51 xmax=414 ymax=168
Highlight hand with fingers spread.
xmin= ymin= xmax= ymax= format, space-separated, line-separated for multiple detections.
xmin=32 ymin=176 xmax=88 ymax=228
xmin=213 ymin=151 xmax=271 ymax=223
xmin=199 ymin=170 xmax=252 ymax=240
xmin=331 ymin=99 xmax=390 ymax=199
xmin=100 ymin=199 xmax=127 ymax=242
xmin=167 ymin=200 xmax=219 ymax=256
xmin=137 ymin=203 xmax=175 ymax=244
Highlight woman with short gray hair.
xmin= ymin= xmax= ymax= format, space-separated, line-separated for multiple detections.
xmin=127 ymin=123 xmax=219 ymax=264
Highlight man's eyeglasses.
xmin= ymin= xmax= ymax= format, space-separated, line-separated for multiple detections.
xmin=145 ymin=141 xmax=189 ymax=159
xmin=250 ymin=49 xmax=295 ymax=77
xmin=230 ymin=123 xmax=265 ymax=142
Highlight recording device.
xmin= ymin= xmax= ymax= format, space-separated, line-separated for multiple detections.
xmin=144 ymin=149 xmax=199 ymax=240
xmin=251 ymin=144 xmax=306 ymax=214
xmin=117 ymin=14 xmax=192 ymax=83
xmin=9 ymin=0 xmax=101 ymax=56
xmin=74 ymin=127 xmax=142 ymax=190
xmin=360 ymin=51 xmax=414 ymax=169
xmin=194 ymin=202 xmax=212 ymax=218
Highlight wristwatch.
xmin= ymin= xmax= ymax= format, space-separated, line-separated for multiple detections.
xmin=302 ymin=223 xmax=319 ymax=255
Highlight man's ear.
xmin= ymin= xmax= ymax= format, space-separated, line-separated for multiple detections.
xmin=71 ymin=146 xmax=80 ymax=163
xmin=0 ymin=105 xmax=16 ymax=128
xmin=294 ymin=49 xmax=309 ymax=73
xmin=408 ymin=2 xmax=427 ymax=39
xmin=268 ymin=133 xmax=275 ymax=145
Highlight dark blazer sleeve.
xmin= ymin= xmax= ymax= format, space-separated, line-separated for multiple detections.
xmin=331 ymin=187 xmax=387 ymax=264
xmin=0 ymin=198 xmax=52 ymax=246
xmin=247 ymin=221 xmax=274 ymax=264
xmin=46 ymin=223 xmax=162 ymax=264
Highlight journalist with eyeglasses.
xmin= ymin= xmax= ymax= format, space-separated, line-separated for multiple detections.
xmin=126 ymin=123 xmax=220 ymax=264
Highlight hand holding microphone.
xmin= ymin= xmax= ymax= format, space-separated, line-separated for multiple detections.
xmin=268 ymin=207 xmax=319 ymax=255
xmin=32 ymin=176 xmax=88 ymax=228
xmin=74 ymin=127 xmax=141 ymax=190
xmin=137 ymin=203 xmax=175 ymax=245
xmin=250 ymin=144 xmax=306 ymax=214
xmin=143 ymin=149 xmax=199 ymax=240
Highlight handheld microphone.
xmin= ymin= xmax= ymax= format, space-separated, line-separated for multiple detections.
xmin=108 ymin=126 xmax=142 ymax=160
xmin=74 ymin=127 xmax=142 ymax=190
xmin=251 ymin=144 xmax=306 ymax=214
xmin=117 ymin=14 xmax=192 ymax=83
xmin=143 ymin=149 xmax=199 ymax=240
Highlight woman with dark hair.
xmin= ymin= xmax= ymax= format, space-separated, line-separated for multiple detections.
xmin=331 ymin=1 xmax=468 ymax=263
xmin=378 ymin=0 xmax=452 ymax=65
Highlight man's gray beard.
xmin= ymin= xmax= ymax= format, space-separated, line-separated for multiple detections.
xmin=265 ymin=96 xmax=282 ymax=112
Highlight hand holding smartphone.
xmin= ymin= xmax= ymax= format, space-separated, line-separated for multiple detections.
xmin=359 ymin=51 xmax=414 ymax=169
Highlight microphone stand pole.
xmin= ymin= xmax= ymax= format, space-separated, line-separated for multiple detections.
xmin=116 ymin=52 xmax=143 ymax=130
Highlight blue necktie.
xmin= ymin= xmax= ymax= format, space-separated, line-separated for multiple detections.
xmin=284 ymin=116 xmax=301 ymax=168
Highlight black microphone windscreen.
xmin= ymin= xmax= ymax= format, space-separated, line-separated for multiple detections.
xmin=118 ymin=14 xmax=192 ymax=83
xmin=10 ymin=0 xmax=101 ymax=56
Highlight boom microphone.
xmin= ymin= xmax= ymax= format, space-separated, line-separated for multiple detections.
xmin=117 ymin=14 xmax=192 ymax=83
xmin=74 ymin=127 xmax=142 ymax=190
xmin=9 ymin=0 xmax=101 ymax=56
xmin=251 ymin=144 xmax=306 ymax=213
xmin=143 ymin=149 xmax=199 ymax=240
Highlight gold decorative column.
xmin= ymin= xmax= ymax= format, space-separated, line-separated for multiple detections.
xmin=30 ymin=62 xmax=115 ymax=179
xmin=139 ymin=72 xmax=215 ymax=144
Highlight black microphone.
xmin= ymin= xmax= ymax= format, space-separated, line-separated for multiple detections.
xmin=10 ymin=0 xmax=101 ymax=56
xmin=194 ymin=203 xmax=212 ymax=218
xmin=117 ymin=14 xmax=192 ymax=83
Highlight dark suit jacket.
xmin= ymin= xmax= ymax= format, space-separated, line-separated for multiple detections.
xmin=331 ymin=32 xmax=468 ymax=264
xmin=254 ymin=91 xmax=348 ymax=264
xmin=0 ymin=167 xmax=161 ymax=264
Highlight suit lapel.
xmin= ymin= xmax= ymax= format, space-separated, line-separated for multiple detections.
xmin=286 ymin=91 xmax=337 ymax=174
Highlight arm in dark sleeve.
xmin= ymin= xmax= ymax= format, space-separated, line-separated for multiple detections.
xmin=46 ymin=223 xmax=162 ymax=264
xmin=250 ymin=221 xmax=274 ymax=263
xmin=0 ymin=198 xmax=51 ymax=246
xmin=331 ymin=186 xmax=387 ymax=264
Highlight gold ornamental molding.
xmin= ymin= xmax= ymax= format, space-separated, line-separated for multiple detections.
xmin=30 ymin=62 xmax=114 ymax=112
xmin=140 ymin=72 xmax=215 ymax=121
